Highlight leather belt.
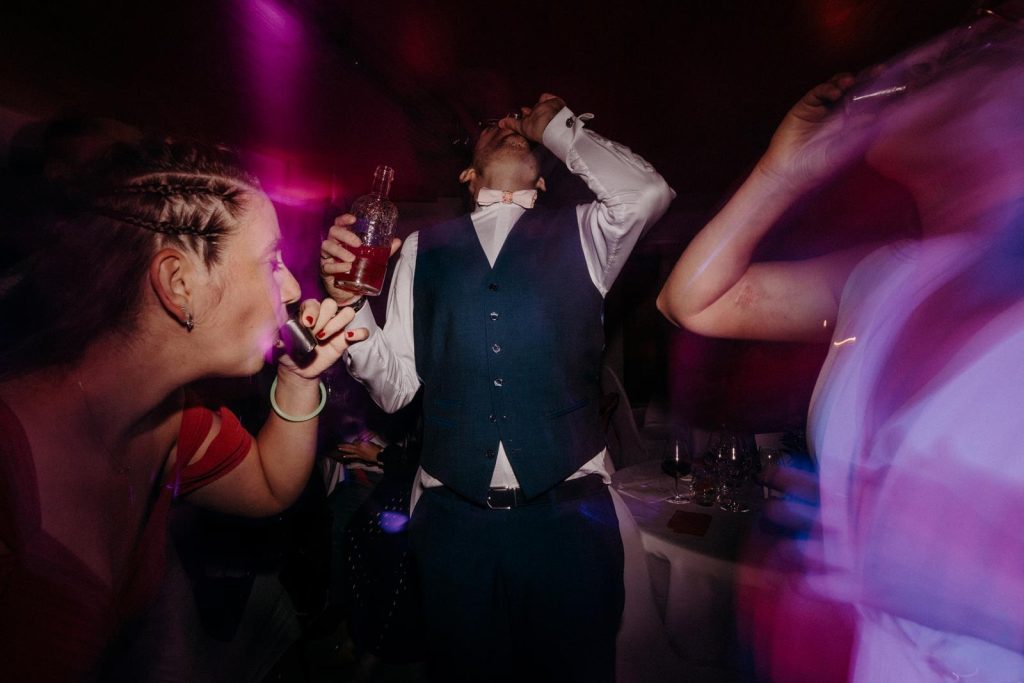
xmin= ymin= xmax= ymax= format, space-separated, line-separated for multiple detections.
xmin=484 ymin=474 xmax=605 ymax=510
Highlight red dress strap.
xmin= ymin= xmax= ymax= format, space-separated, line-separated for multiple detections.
xmin=172 ymin=405 xmax=253 ymax=497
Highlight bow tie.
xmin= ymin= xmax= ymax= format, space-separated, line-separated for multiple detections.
xmin=476 ymin=188 xmax=537 ymax=209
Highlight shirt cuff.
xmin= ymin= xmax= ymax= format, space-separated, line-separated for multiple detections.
xmin=542 ymin=106 xmax=589 ymax=163
xmin=349 ymin=302 xmax=378 ymax=334
xmin=342 ymin=303 xmax=380 ymax=369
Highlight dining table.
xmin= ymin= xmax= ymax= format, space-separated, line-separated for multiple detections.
xmin=612 ymin=457 xmax=769 ymax=681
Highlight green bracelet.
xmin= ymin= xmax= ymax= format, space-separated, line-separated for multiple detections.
xmin=270 ymin=377 xmax=327 ymax=422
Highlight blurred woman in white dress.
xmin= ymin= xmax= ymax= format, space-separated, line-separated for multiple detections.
xmin=658 ymin=3 xmax=1024 ymax=680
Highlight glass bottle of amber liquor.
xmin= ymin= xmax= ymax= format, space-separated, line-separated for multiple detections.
xmin=333 ymin=164 xmax=397 ymax=296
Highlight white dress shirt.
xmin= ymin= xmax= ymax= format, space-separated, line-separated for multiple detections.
xmin=344 ymin=106 xmax=674 ymax=491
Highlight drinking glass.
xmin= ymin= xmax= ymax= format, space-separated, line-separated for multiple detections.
xmin=691 ymin=457 xmax=718 ymax=507
xmin=662 ymin=439 xmax=691 ymax=504
xmin=714 ymin=432 xmax=752 ymax=513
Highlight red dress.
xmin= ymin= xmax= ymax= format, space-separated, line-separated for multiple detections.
xmin=0 ymin=397 xmax=252 ymax=680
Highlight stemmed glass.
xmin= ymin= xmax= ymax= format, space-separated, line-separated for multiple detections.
xmin=662 ymin=439 xmax=692 ymax=504
xmin=714 ymin=432 xmax=752 ymax=513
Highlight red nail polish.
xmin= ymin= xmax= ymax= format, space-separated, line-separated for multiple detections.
xmin=304 ymin=316 xmax=314 ymax=324
xmin=316 ymin=330 xmax=326 ymax=339
xmin=346 ymin=331 xmax=354 ymax=339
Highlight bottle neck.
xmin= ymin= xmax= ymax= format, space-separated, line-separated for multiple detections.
xmin=371 ymin=165 xmax=394 ymax=200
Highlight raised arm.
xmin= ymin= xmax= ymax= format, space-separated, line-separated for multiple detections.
xmin=657 ymin=75 xmax=869 ymax=342
xmin=502 ymin=94 xmax=675 ymax=294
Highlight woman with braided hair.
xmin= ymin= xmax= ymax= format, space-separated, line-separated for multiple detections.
xmin=0 ymin=121 xmax=373 ymax=678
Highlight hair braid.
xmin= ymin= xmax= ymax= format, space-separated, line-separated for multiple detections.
xmin=116 ymin=180 xmax=226 ymax=198
xmin=90 ymin=206 xmax=212 ymax=237
xmin=89 ymin=158 xmax=259 ymax=266
xmin=0 ymin=123 xmax=264 ymax=377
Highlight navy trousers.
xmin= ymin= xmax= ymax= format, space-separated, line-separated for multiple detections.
xmin=409 ymin=483 xmax=624 ymax=682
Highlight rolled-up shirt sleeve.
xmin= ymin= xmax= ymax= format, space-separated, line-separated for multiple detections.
xmin=543 ymin=107 xmax=675 ymax=295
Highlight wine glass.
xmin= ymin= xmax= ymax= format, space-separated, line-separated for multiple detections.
xmin=715 ymin=432 xmax=752 ymax=513
xmin=691 ymin=455 xmax=718 ymax=507
xmin=662 ymin=439 xmax=692 ymax=504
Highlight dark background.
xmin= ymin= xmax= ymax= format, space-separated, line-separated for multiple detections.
xmin=0 ymin=0 xmax=974 ymax=432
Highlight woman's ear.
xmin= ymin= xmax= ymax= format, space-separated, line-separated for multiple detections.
xmin=149 ymin=248 xmax=193 ymax=327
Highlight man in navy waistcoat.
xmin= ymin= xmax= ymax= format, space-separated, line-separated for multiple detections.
xmin=320 ymin=93 xmax=673 ymax=681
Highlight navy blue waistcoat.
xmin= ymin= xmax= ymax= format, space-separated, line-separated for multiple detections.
xmin=413 ymin=206 xmax=607 ymax=505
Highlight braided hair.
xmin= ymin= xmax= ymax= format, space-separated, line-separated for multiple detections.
xmin=0 ymin=119 xmax=262 ymax=378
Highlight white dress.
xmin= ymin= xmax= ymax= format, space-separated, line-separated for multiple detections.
xmin=807 ymin=236 xmax=1024 ymax=681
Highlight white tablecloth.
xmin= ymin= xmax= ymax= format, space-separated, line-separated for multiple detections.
xmin=613 ymin=459 xmax=766 ymax=680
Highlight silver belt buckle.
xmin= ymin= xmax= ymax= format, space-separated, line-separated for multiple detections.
xmin=486 ymin=486 xmax=518 ymax=510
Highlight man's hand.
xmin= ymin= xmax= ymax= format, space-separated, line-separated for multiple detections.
xmin=319 ymin=213 xmax=401 ymax=305
xmin=499 ymin=93 xmax=567 ymax=143
xmin=331 ymin=439 xmax=383 ymax=465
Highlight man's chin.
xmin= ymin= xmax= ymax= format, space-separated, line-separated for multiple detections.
xmin=500 ymin=135 xmax=530 ymax=150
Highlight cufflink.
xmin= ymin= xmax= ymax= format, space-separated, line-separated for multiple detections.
xmin=565 ymin=116 xmax=575 ymax=128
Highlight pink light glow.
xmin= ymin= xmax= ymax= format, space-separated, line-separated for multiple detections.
xmin=243 ymin=147 xmax=336 ymax=206
xmin=237 ymin=0 xmax=307 ymax=143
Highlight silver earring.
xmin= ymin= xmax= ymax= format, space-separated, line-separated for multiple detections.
xmin=182 ymin=307 xmax=195 ymax=332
